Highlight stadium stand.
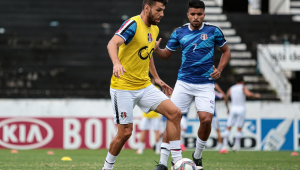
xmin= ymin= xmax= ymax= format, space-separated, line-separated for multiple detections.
xmin=0 ymin=0 xmax=184 ymax=98
xmin=227 ymin=13 xmax=300 ymax=101
xmin=291 ymin=0 xmax=300 ymax=15
xmin=1 ymin=0 xmax=297 ymax=101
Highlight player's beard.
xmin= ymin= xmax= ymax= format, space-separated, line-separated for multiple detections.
xmin=148 ymin=10 xmax=158 ymax=25
xmin=190 ymin=21 xmax=202 ymax=29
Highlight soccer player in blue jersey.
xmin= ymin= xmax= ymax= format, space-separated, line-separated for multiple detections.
xmin=154 ymin=0 xmax=231 ymax=169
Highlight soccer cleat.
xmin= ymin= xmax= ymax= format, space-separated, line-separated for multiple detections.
xmin=136 ymin=149 xmax=143 ymax=154
xmin=170 ymin=161 xmax=175 ymax=170
xmin=192 ymin=151 xmax=204 ymax=170
xmin=153 ymin=164 xmax=168 ymax=170
xmin=219 ymin=148 xmax=228 ymax=154
xmin=180 ymin=143 xmax=186 ymax=152
xmin=232 ymin=146 xmax=237 ymax=153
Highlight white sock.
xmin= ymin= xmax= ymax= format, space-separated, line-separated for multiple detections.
xmin=180 ymin=130 xmax=185 ymax=144
xmin=138 ymin=142 xmax=145 ymax=151
xmin=222 ymin=129 xmax=230 ymax=149
xmin=159 ymin=142 xmax=170 ymax=166
xmin=103 ymin=152 xmax=118 ymax=169
xmin=156 ymin=143 xmax=160 ymax=153
xmin=218 ymin=142 xmax=223 ymax=150
xmin=194 ymin=137 xmax=207 ymax=159
xmin=234 ymin=132 xmax=242 ymax=150
xmin=170 ymin=140 xmax=182 ymax=163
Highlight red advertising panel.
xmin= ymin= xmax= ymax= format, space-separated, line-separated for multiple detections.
xmin=0 ymin=117 xmax=152 ymax=150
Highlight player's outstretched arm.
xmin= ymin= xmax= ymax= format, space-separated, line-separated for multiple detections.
xmin=243 ymin=86 xmax=261 ymax=98
xmin=215 ymin=83 xmax=229 ymax=108
xmin=107 ymin=35 xmax=127 ymax=78
xmin=215 ymin=83 xmax=226 ymax=96
xmin=154 ymin=38 xmax=173 ymax=60
xmin=149 ymin=56 xmax=173 ymax=95
xmin=226 ymin=88 xmax=231 ymax=114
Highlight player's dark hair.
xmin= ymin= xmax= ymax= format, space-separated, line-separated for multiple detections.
xmin=236 ymin=75 xmax=244 ymax=83
xmin=142 ymin=0 xmax=168 ymax=9
xmin=188 ymin=0 xmax=205 ymax=11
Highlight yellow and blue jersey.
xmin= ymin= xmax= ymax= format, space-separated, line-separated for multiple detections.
xmin=111 ymin=15 xmax=159 ymax=90
xmin=166 ymin=22 xmax=227 ymax=84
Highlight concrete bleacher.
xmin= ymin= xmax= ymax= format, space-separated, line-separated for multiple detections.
xmin=291 ymin=0 xmax=300 ymax=15
xmin=0 ymin=0 xmax=284 ymax=100
xmin=0 ymin=0 xmax=186 ymax=98
xmin=227 ymin=13 xmax=300 ymax=100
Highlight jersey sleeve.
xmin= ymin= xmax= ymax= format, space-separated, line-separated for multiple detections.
xmin=166 ymin=30 xmax=180 ymax=51
xmin=115 ymin=20 xmax=137 ymax=44
xmin=214 ymin=27 xmax=227 ymax=47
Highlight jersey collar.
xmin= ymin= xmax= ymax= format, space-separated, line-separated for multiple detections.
xmin=139 ymin=15 xmax=151 ymax=27
xmin=188 ymin=22 xmax=205 ymax=31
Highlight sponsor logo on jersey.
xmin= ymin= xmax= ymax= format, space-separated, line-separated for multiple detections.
xmin=200 ymin=34 xmax=208 ymax=40
xmin=147 ymin=33 xmax=153 ymax=43
xmin=138 ymin=46 xmax=154 ymax=60
xmin=0 ymin=118 xmax=54 ymax=149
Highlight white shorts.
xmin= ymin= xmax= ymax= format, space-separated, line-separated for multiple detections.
xmin=181 ymin=115 xmax=188 ymax=130
xmin=171 ymin=80 xmax=215 ymax=114
xmin=226 ymin=106 xmax=246 ymax=128
xmin=211 ymin=116 xmax=220 ymax=130
xmin=139 ymin=117 xmax=160 ymax=131
xmin=110 ymin=84 xmax=168 ymax=124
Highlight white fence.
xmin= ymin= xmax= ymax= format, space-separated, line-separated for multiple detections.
xmin=0 ymin=99 xmax=299 ymax=150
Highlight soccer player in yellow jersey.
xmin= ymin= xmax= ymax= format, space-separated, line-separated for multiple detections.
xmin=102 ymin=0 xmax=182 ymax=170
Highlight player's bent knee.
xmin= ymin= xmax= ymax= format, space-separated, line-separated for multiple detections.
xmin=175 ymin=108 xmax=181 ymax=118
xmin=201 ymin=117 xmax=212 ymax=126
xmin=118 ymin=124 xmax=133 ymax=139
xmin=123 ymin=130 xmax=132 ymax=139
xmin=168 ymin=108 xmax=181 ymax=122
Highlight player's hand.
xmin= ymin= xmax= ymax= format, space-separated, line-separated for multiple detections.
xmin=255 ymin=93 xmax=261 ymax=98
xmin=113 ymin=63 xmax=127 ymax=78
xmin=210 ymin=65 xmax=221 ymax=80
xmin=154 ymin=38 xmax=162 ymax=52
xmin=154 ymin=78 xmax=173 ymax=96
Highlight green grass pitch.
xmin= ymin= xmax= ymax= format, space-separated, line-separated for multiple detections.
xmin=0 ymin=149 xmax=299 ymax=169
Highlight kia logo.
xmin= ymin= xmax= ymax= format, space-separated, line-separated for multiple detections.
xmin=0 ymin=118 xmax=54 ymax=150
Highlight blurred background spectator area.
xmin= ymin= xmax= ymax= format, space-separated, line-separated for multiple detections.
xmin=0 ymin=0 xmax=299 ymax=102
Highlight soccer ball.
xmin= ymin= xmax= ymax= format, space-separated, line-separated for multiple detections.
xmin=174 ymin=158 xmax=197 ymax=170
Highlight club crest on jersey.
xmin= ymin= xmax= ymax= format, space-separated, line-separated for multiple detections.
xmin=200 ymin=34 xmax=208 ymax=40
xmin=120 ymin=112 xmax=127 ymax=118
xmin=147 ymin=33 xmax=153 ymax=43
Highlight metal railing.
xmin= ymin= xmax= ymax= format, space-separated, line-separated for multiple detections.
xmin=274 ymin=0 xmax=289 ymax=14
xmin=257 ymin=43 xmax=292 ymax=103
xmin=259 ymin=42 xmax=290 ymax=85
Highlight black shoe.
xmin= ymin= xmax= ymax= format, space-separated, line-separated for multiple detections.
xmin=192 ymin=151 xmax=204 ymax=170
xmin=153 ymin=163 xmax=168 ymax=170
